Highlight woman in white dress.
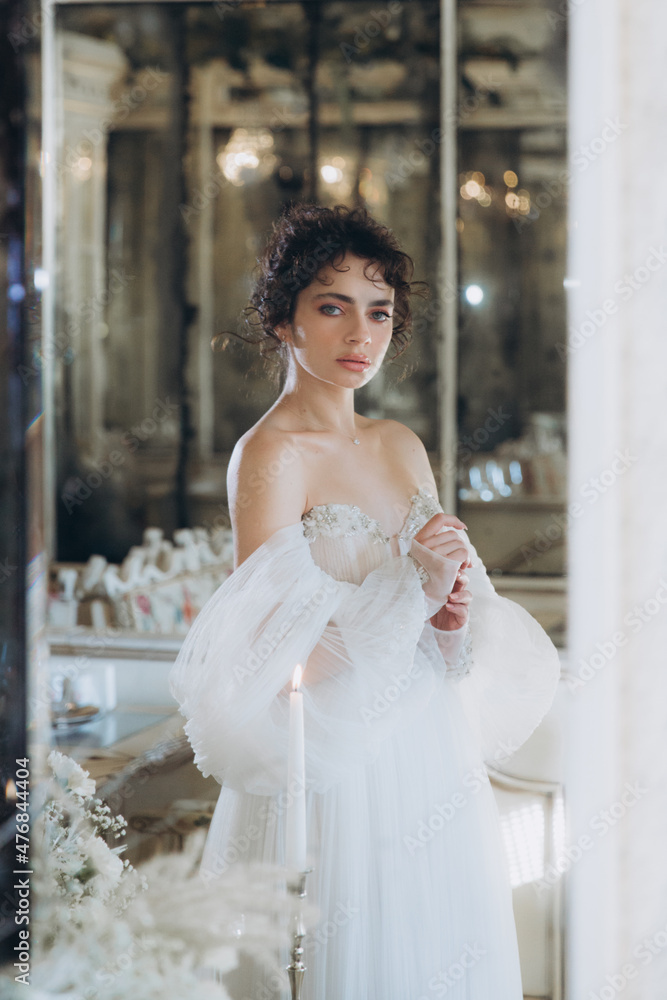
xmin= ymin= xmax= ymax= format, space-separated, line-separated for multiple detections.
xmin=169 ymin=203 xmax=561 ymax=999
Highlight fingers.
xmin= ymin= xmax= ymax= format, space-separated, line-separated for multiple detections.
xmin=414 ymin=525 xmax=469 ymax=560
xmin=450 ymin=573 xmax=469 ymax=593
xmin=444 ymin=588 xmax=472 ymax=626
xmin=428 ymin=539 xmax=470 ymax=564
xmin=409 ymin=527 xmax=475 ymax=621
xmin=410 ymin=537 xmax=461 ymax=602
xmin=435 ymin=512 xmax=468 ymax=530
xmin=414 ymin=518 xmax=473 ymax=571
xmin=444 ymin=605 xmax=469 ymax=627
xmin=446 ymin=588 xmax=471 ymax=608
xmin=415 ymin=512 xmax=467 ymax=543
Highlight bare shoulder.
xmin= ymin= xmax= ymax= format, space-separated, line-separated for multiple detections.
xmin=375 ymin=418 xmax=436 ymax=484
xmin=227 ymin=424 xmax=307 ymax=567
xmin=375 ymin=418 xmax=425 ymax=451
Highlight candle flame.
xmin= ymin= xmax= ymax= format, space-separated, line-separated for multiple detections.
xmin=292 ymin=663 xmax=303 ymax=691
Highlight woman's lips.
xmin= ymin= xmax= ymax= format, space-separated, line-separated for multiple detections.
xmin=336 ymin=357 xmax=370 ymax=372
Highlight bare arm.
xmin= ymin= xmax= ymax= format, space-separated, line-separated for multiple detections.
xmin=227 ymin=429 xmax=307 ymax=569
xmin=228 ymin=431 xmax=315 ymax=693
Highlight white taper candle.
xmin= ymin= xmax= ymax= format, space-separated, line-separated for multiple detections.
xmin=286 ymin=663 xmax=307 ymax=872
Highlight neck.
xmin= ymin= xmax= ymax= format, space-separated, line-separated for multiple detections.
xmin=277 ymin=365 xmax=357 ymax=437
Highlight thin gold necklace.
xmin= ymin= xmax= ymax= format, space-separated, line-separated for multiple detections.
xmin=278 ymin=401 xmax=362 ymax=445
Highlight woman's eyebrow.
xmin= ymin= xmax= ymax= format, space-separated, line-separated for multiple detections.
xmin=311 ymin=292 xmax=394 ymax=307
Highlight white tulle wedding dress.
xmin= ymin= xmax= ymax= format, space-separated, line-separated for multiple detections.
xmin=168 ymin=486 xmax=561 ymax=999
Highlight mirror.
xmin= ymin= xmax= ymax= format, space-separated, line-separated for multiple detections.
xmin=456 ymin=2 xmax=567 ymax=590
xmin=48 ymin=1 xmax=567 ymax=586
xmin=27 ymin=3 xmax=567 ymax=998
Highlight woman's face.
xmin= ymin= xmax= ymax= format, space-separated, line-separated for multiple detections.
xmin=276 ymin=252 xmax=395 ymax=388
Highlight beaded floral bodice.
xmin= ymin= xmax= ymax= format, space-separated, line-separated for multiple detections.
xmin=301 ymin=485 xmax=443 ymax=546
xmin=300 ymin=486 xmax=472 ymax=678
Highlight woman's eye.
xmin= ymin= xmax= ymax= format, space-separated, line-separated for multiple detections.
xmin=371 ymin=311 xmax=392 ymax=322
xmin=320 ymin=304 xmax=342 ymax=315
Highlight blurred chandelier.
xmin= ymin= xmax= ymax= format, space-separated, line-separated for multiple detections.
xmin=217 ymin=127 xmax=277 ymax=186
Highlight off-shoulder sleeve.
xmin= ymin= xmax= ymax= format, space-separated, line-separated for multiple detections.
xmin=168 ymin=522 xmax=439 ymax=796
xmin=402 ymin=490 xmax=560 ymax=765
xmin=448 ymin=531 xmax=561 ymax=766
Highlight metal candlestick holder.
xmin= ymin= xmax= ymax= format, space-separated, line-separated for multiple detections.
xmin=286 ymin=867 xmax=313 ymax=1000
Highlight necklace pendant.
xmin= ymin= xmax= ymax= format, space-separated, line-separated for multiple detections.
xmin=352 ymin=437 xmax=360 ymax=445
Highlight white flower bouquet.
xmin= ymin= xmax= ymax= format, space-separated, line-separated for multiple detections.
xmin=0 ymin=751 xmax=315 ymax=999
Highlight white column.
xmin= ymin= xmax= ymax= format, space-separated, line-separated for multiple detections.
xmin=190 ymin=64 xmax=216 ymax=462
xmin=439 ymin=0 xmax=459 ymax=511
xmin=55 ymin=30 xmax=127 ymax=455
xmin=566 ymin=1 xmax=667 ymax=997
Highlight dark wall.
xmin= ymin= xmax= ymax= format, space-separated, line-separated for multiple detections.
xmin=0 ymin=0 xmax=30 ymax=968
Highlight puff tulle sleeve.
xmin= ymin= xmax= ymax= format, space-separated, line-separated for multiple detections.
xmin=423 ymin=528 xmax=562 ymax=766
xmin=168 ymin=522 xmax=437 ymax=795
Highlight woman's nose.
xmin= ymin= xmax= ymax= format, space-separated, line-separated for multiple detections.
xmin=345 ymin=311 xmax=372 ymax=343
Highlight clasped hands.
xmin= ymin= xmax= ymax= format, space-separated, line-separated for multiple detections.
xmin=410 ymin=513 xmax=472 ymax=631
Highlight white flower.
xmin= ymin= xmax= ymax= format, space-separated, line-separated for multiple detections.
xmin=24 ymin=793 xmax=298 ymax=999
xmin=53 ymin=843 xmax=86 ymax=878
xmin=47 ymin=750 xmax=96 ymax=799
xmin=84 ymin=835 xmax=125 ymax=898
xmin=201 ymin=943 xmax=238 ymax=976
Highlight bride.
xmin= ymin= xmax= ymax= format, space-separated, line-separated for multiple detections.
xmin=169 ymin=203 xmax=561 ymax=999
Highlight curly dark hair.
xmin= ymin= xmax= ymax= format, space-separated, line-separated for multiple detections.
xmin=217 ymin=203 xmax=426 ymax=369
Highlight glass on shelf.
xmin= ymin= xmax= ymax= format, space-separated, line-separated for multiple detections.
xmin=458 ymin=412 xmax=566 ymax=502
xmin=458 ymin=456 xmax=524 ymax=501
